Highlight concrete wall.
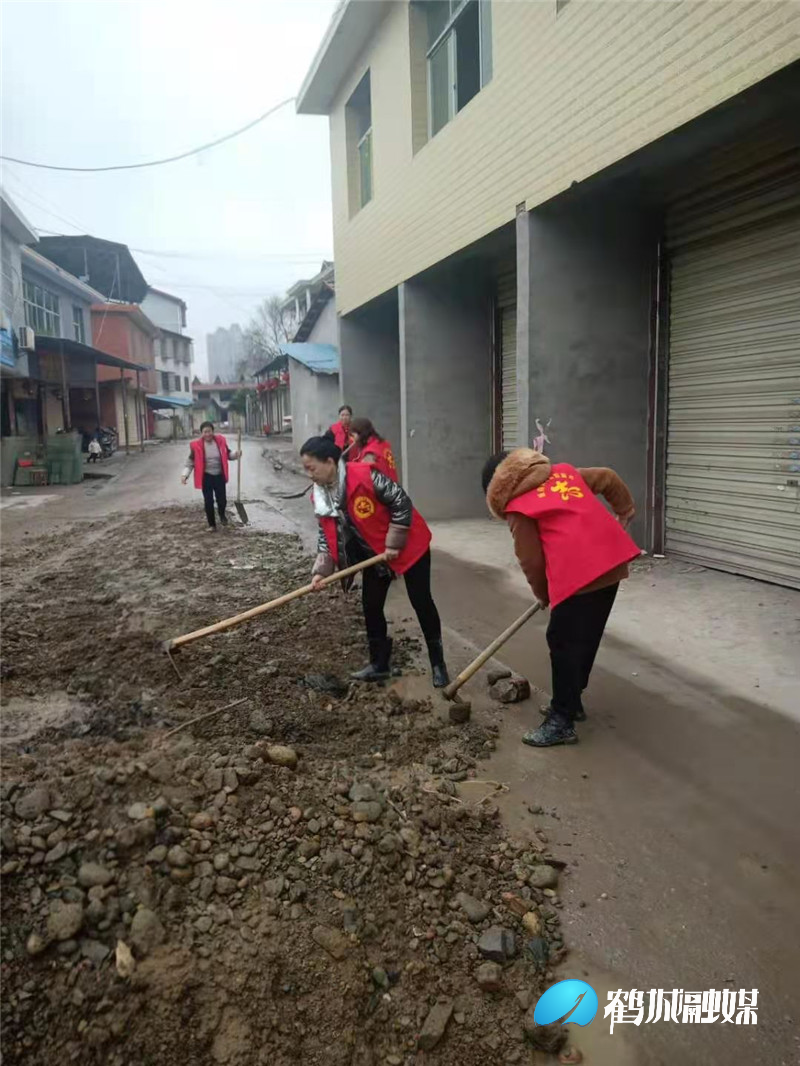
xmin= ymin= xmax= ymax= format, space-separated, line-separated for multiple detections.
xmin=399 ymin=268 xmax=493 ymax=519
xmin=520 ymin=192 xmax=657 ymax=545
xmin=326 ymin=0 xmax=800 ymax=314
xmin=141 ymin=291 xmax=185 ymax=333
xmin=290 ymin=359 xmax=340 ymax=450
xmin=307 ymin=297 xmax=338 ymax=346
xmin=338 ymin=295 xmax=401 ymax=469
xmin=20 ymin=259 xmax=93 ymax=346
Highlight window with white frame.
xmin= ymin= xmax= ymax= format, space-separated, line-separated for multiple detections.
xmin=72 ymin=305 xmax=86 ymax=344
xmin=23 ymin=279 xmax=61 ymax=337
xmin=423 ymin=0 xmax=492 ymax=137
xmin=345 ymin=71 xmax=373 ymax=214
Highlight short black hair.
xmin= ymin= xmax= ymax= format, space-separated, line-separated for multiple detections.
xmin=338 ymin=404 xmax=353 ymax=416
xmin=481 ymin=452 xmax=509 ymax=494
xmin=200 ymin=421 xmax=214 ymax=432
xmin=300 ymin=436 xmax=342 ymax=463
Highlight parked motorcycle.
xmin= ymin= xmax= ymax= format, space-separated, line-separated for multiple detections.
xmin=97 ymin=427 xmax=117 ymax=459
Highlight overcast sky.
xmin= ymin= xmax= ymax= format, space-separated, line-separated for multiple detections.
xmin=1 ymin=0 xmax=337 ymax=377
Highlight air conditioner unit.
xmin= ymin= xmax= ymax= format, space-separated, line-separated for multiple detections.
xmin=18 ymin=326 xmax=35 ymax=351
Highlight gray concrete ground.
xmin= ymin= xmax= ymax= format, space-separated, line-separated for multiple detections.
xmin=2 ymin=440 xmax=800 ymax=1065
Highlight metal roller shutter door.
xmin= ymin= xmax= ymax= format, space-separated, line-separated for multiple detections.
xmin=497 ymin=270 xmax=518 ymax=449
xmin=665 ymin=144 xmax=800 ymax=587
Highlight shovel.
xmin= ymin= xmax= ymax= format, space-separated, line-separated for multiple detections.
xmin=163 ymin=552 xmax=389 ymax=654
xmin=442 ymin=602 xmax=543 ymax=703
xmin=234 ymin=429 xmax=248 ymax=525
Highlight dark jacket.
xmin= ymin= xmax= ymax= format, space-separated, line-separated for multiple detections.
xmin=313 ymin=470 xmax=412 ymax=578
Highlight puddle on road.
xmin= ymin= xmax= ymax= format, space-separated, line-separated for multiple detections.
xmin=238 ymin=500 xmax=302 ymax=537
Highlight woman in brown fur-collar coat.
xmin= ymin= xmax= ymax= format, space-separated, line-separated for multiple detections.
xmin=482 ymin=449 xmax=638 ymax=747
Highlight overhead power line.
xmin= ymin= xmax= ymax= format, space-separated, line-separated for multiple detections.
xmin=0 ymin=97 xmax=295 ymax=173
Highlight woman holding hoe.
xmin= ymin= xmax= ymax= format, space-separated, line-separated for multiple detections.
xmin=301 ymin=435 xmax=449 ymax=687
xmin=181 ymin=421 xmax=241 ymax=531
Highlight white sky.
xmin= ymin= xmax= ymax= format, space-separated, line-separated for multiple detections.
xmin=0 ymin=0 xmax=337 ymax=377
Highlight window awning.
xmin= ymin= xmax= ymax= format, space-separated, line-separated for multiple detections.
xmin=147 ymin=394 xmax=194 ymax=409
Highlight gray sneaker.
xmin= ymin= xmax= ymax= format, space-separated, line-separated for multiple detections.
xmin=523 ymin=715 xmax=578 ymax=747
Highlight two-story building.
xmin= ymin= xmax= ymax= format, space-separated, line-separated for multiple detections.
xmin=141 ymin=287 xmax=195 ymax=437
xmin=280 ymin=260 xmax=335 ymax=341
xmin=91 ymin=303 xmax=158 ymax=449
xmin=1 ymin=205 xmax=153 ymax=484
xmin=257 ymin=263 xmax=340 ymax=445
xmin=299 ymin=0 xmax=800 ymax=588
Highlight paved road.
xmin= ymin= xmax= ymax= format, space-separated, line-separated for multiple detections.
xmin=3 ymin=442 xmax=799 ymax=1065
xmin=0 ymin=437 xmax=275 ymax=545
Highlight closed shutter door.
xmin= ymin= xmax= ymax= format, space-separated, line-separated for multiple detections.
xmin=497 ymin=270 xmax=518 ymax=449
xmin=665 ymin=142 xmax=800 ymax=587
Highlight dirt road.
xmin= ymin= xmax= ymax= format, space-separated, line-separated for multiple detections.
xmin=3 ymin=442 xmax=799 ymax=1065
xmin=262 ymin=448 xmax=800 ymax=1066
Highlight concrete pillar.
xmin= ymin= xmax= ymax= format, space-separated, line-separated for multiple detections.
xmin=521 ymin=191 xmax=657 ymax=543
xmin=399 ymin=269 xmax=493 ymax=519
xmin=515 ymin=204 xmax=532 ymax=448
xmin=338 ymin=296 xmax=401 ymax=470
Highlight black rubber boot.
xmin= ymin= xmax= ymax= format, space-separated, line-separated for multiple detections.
xmin=350 ymin=638 xmax=392 ymax=682
xmin=540 ymin=702 xmax=586 ymax=722
xmin=427 ymin=639 xmax=450 ymax=689
xmin=522 ymin=713 xmax=578 ymax=748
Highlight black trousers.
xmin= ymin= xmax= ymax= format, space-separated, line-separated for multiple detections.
xmin=361 ymin=550 xmax=442 ymax=647
xmin=202 ymin=473 xmax=227 ymax=527
xmin=547 ymin=583 xmax=618 ymax=720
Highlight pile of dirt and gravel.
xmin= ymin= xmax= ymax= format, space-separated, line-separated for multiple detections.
xmin=1 ymin=507 xmax=573 ymax=1066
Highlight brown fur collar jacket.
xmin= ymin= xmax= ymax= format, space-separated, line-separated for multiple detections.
xmin=487 ymin=449 xmax=636 ymax=606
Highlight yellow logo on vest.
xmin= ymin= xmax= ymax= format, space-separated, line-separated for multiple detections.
xmin=353 ymin=495 xmax=376 ymax=519
xmin=385 ymin=449 xmax=396 ymax=470
xmin=536 ymin=472 xmax=584 ymax=501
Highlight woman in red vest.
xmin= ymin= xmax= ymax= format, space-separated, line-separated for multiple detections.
xmin=483 ymin=448 xmax=638 ymax=747
xmin=325 ymin=404 xmax=355 ymax=456
xmin=181 ymin=420 xmax=241 ymax=531
xmin=349 ymin=417 xmax=399 ymax=482
xmin=300 ymin=435 xmax=449 ymax=687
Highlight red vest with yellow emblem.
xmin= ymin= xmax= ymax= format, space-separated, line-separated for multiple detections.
xmin=353 ymin=436 xmax=398 ymax=482
xmin=320 ymin=463 xmax=431 ymax=575
xmin=504 ymin=464 xmax=639 ymax=608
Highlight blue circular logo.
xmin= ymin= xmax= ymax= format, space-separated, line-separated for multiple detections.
xmin=533 ymin=980 xmax=599 ymax=1027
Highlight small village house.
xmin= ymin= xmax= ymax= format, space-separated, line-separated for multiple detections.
xmin=91 ymin=303 xmax=158 ymax=449
xmin=141 ymin=287 xmax=195 ymax=438
xmin=255 ymin=261 xmax=340 ymax=444
xmin=0 ymin=196 xmax=154 ymax=485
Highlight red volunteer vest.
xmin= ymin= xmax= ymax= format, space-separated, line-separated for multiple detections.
xmin=319 ymin=463 xmax=431 ymax=575
xmin=352 ymin=436 xmax=398 ymax=482
xmin=190 ymin=435 xmax=230 ymax=489
xmin=329 ymin=421 xmax=354 ymax=453
xmin=505 ymin=464 xmax=639 ymax=608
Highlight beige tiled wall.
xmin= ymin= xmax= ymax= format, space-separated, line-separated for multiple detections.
xmin=328 ymin=0 xmax=800 ymax=314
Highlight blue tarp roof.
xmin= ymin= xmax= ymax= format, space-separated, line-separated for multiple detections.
xmin=147 ymin=394 xmax=194 ymax=408
xmin=280 ymin=342 xmax=339 ymax=375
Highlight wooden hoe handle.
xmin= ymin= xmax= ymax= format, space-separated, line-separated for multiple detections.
xmin=165 ymin=553 xmax=389 ymax=652
xmin=442 ymin=602 xmax=543 ymax=700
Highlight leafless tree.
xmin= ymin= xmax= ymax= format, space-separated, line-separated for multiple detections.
xmin=239 ymin=295 xmax=289 ymax=377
